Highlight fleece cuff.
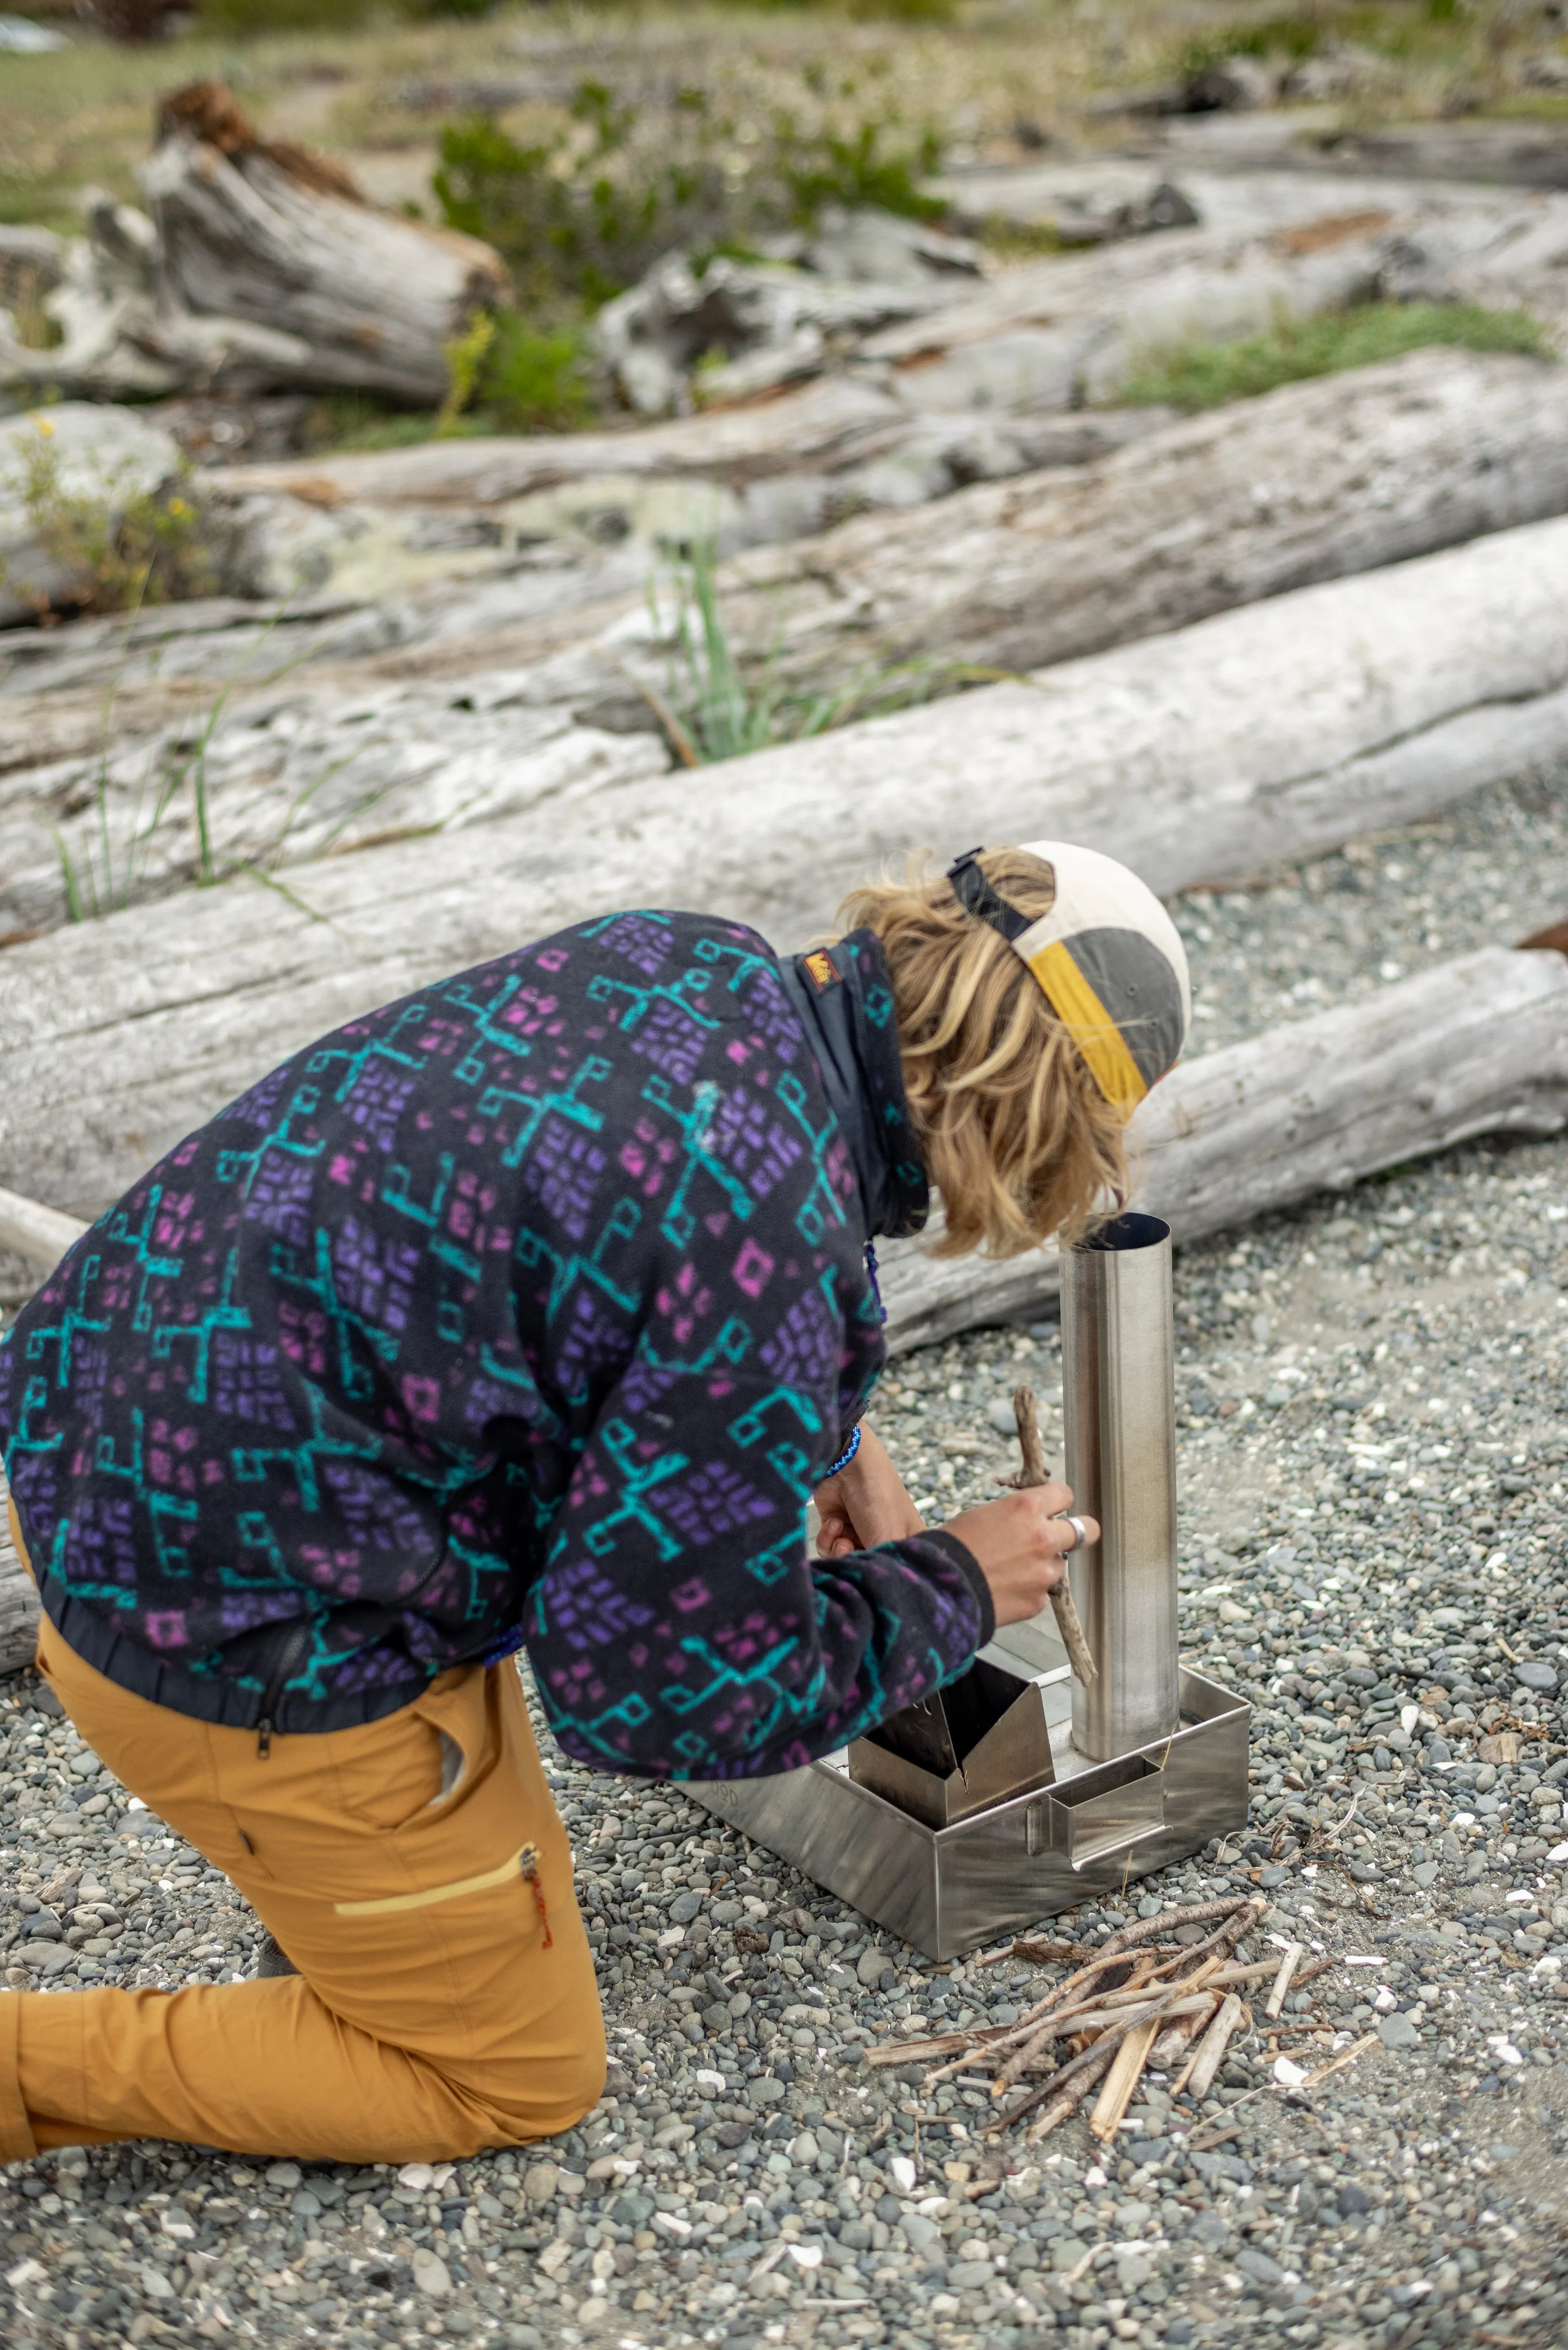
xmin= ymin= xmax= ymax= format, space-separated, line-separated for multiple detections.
xmin=920 ymin=1528 xmax=996 ymax=1653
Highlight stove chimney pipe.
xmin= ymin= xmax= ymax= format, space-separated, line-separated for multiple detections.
xmin=1061 ymin=1211 xmax=1180 ymax=1763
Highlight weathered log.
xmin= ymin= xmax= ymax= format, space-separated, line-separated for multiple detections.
xmin=0 ymin=396 xmax=1169 ymax=731
xmin=854 ymin=199 xmax=1393 ymax=392
xmin=147 ymin=86 xmax=509 ymax=402
xmin=195 ymin=191 xmax=1510 ymax=517
xmin=669 ymin=345 xmax=1568 ymax=695
xmin=1171 ymin=113 xmax=1568 ymax=192
xmin=3 ymin=515 xmax=1568 ymax=1213
xmin=0 ymin=1186 xmax=87 ymax=1271
xmin=7 ymin=354 xmax=1568 ymax=941
xmin=0 ymin=83 xmax=510 ymax=407
xmin=876 ymin=942 xmax=1568 ymax=1354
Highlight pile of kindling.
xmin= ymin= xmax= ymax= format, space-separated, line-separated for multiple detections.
xmin=866 ymin=1895 xmax=1358 ymax=2145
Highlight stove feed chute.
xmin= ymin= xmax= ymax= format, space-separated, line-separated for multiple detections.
xmin=846 ymin=1653 xmax=1056 ymax=1830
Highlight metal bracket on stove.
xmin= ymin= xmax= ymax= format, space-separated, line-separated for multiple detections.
xmin=1025 ymin=1751 xmax=1167 ymax=1871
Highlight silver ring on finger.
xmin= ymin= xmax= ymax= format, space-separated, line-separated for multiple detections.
xmin=1059 ymin=1514 xmax=1089 ymax=1554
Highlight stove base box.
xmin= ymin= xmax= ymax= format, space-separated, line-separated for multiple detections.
xmin=687 ymin=1651 xmax=1249 ymax=1963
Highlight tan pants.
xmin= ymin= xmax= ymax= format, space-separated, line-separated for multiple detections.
xmin=1 ymin=1505 xmax=605 ymax=2164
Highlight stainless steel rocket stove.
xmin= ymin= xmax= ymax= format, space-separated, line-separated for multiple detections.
xmin=688 ymin=1213 xmax=1250 ymax=1959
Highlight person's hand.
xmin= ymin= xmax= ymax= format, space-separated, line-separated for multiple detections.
xmin=814 ymin=1425 xmax=924 ymax=1557
xmin=942 ymin=1485 xmax=1098 ymax=1628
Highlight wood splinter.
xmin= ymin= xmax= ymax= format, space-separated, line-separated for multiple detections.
xmin=1089 ymin=2016 xmax=1161 ymax=2143
xmin=1012 ymin=1386 xmax=1097 ymax=1687
xmin=1265 ymin=1940 xmax=1305 ymax=2021
xmin=1178 ymin=1992 xmax=1246 ymax=2101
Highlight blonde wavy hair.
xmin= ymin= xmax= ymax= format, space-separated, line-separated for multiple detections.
xmin=837 ymin=848 xmax=1131 ymax=1260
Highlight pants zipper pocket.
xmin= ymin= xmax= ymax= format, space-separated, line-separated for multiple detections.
xmin=255 ymin=1621 xmax=314 ymax=1757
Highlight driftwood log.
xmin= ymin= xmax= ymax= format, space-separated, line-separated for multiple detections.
xmin=692 ymin=347 xmax=1568 ymax=688
xmin=0 ymin=1186 xmax=88 ymax=1273
xmin=7 ymin=362 xmax=1568 ymax=940
xmin=852 ymin=200 xmax=1386 ymax=392
xmin=0 ymin=83 xmax=509 ymax=406
xmin=877 ymin=941 xmax=1568 ymax=1353
xmin=4 ymin=512 xmax=1568 ymax=1211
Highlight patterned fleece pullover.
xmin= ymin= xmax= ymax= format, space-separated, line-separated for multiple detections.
xmin=0 ymin=909 xmax=991 ymax=1778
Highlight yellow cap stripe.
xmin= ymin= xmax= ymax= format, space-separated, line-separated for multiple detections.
xmin=334 ymin=1846 xmax=529 ymax=1917
xmin=1023 ymin=939 xmax=1148 ymax=1113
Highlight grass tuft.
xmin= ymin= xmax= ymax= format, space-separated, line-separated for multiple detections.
xmin=0 ymin=419 xmax=212 ymax=619
xmin=1118 ymin=301 xmax=1553 ymax=411
xmin=478 ymin=312 xmax=597 ymax=434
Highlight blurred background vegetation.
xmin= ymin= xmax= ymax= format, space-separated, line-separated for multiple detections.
xmin=2 ymin=1 xmax=1565 ymax=441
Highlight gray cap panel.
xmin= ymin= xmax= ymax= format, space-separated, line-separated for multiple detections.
xmin=1063 ymin=927 xmax=1187 ymax=1091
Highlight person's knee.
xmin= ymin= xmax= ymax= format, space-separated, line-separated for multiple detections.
xmin=489 ymin=1996 xmax=607 ymax=2147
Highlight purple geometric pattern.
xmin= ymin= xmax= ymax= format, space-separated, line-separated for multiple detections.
xmin=241 ymin=1149 xmax=315 ymax=1248
xmin=340 ymin=1057 xmax=419 ymax=1152
xmin=629 ymin=995 xmax=710 ymax=1085
xmin=705 ymin=1085 xmax=804 ymax=1202
xmin=659 ymin=1461 xmax=776 ymax=1547
xmin=521 ymin=1114 xmax=608 ymax=1243
xmin=331 ymin=1216 xmax=422 ymax=1340
xmin=758 ymin=1285 xmax=841 ymax=1391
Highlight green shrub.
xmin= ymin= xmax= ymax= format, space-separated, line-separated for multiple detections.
xmin=776 ymin=116 xmax=944 ymax=226
xmin=1190 ymin=14 xmax=1325 ymax=66
xmin=434 ymin=88 xmax=733 ymax=313
xmin=479 ymin=312 xmax=595 ymax=432
xmin=1118 ymin=301 xmax=1552 ymax=411
xmin=434 ymin=78 xmax=944 ymax=310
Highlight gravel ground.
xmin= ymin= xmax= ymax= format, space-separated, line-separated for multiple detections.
xmin=0 ymin=761 xmax=1566 ymax=2350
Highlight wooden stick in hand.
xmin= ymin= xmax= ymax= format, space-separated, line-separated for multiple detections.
xmin=1012 ymin=1385 xmax=1098 ymax=1688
